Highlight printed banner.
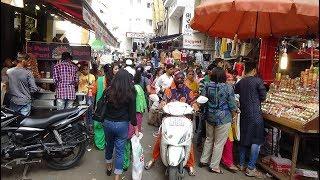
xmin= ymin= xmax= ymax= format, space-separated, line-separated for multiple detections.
xmin=26 ymin=41 xmax=91 ymax=61
xmin=182 ymin=0 xmax=195 ymax=35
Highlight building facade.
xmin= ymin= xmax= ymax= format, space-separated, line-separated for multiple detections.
xmin=90 ymin=0 xmax=154 ymax=54
xmin=155 ymin=0 xmax=214 ymax=51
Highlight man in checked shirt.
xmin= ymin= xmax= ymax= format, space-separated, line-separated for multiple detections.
xmin=53 ymin=52 xmax=79 ymax=110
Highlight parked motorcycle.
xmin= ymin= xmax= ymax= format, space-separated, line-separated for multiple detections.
xmin=149 ymin=94 xmax=208 ymax=180
xmin=1 ymin=105 xmax=89 ymax=171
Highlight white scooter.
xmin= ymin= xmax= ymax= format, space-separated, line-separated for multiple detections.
xmin=149 ymin=94 xmax=208 ymax=180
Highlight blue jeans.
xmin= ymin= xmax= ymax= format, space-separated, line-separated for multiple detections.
xmin=10 ymin=102 xmax=31 ymax=116
xmin=56 ymin=99 xmax=74 ymax=110
xmin=86 ymin=95 xmax=94 ymax=127
xmin=239 ymin=144 xmax=261 ymax=170
xmin=103 ymin=120 xmax=129 ymax=175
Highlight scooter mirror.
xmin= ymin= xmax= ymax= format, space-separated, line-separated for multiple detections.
xmin=149 ymin=94 xmax=160 ymax=102
xmin=196 ymin=96 xmax=208 ymax=104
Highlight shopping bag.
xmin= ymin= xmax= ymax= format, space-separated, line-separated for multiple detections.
xmin=232 ymin=113 xmax=240 ymax=141
xmin=93 ymin=121 xmax=105 ymax=150
xmin=123 ymin=140 xmax=132 ymax=170
xmin=131 ymin=133 xmax=144 ymax=180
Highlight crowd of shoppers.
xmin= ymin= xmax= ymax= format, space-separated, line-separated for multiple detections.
xmin=1 ymin=49 xmax=267 ymax=179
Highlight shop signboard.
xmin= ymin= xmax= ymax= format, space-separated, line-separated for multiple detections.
xmin=183 ymin=34 xmax=204 ymax=50
xmin=183 ymin=34 xmax=215 ymax=50
xmin=26 ymin=42 xmax=91 ymax=61
xmin=182 ymin=0 xmax=195 ymax=35
xmin=126 ymin=32 xmax=154 ymax=39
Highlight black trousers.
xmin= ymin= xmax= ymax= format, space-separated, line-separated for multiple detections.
xmin=196 ymin=106 xmax=207 ymax=146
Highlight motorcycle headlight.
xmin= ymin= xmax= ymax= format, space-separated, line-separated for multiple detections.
xmin=163 ymin=131 xmax=172 ymax=139
xmin=178 ymin=133 xmax=187 ymax=144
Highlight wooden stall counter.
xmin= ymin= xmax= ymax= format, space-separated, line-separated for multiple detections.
xmin=259 ymin=113 xmax=319 ymax=180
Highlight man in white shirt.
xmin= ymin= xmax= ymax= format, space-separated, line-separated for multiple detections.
xmin=124 ymin=59 xmax=136 ymax=76
xmin=155 ymin=63 xmax=175 ymax=94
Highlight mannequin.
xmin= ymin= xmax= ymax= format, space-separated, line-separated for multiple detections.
xmin=233 ymin=57 xmax=244 ymax=77
xmin=195 ymin=51 xmax=204 ymax=68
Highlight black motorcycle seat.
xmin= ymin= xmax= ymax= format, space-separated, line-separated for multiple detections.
xmin=20 ymin=108 xmax=79 ymax=128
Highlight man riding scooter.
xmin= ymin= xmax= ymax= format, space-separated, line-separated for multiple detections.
xmin=145 ymin=71 xmax=198 ymax=176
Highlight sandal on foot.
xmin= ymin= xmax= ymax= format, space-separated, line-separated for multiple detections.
xmin=246 ymin=168 xmax=264 ymax=179
xmin=187 ymin=167 xmax=196 ymax=176
xmin=209 ymin=168 xmax=224 ymax=174
xmin=145 ymin=160 xmax=155 ymax=170
xmin=223 ymin=164 xmax=239 ymax=173
xmin=106 ymin=168 xmax=112 ymax=176
xmin=237 ymin=165 xmax=245 ymax=171
xmin=198 ymin=162 xmax=208 ymax=168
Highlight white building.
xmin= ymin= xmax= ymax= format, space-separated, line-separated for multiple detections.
xmin=90 ymin=0 xmax=154 ymax=55
xmin=157 ymin=0 xmax=213 ymax=51
xmin=122 ymin=0 xmax=154 ymax=54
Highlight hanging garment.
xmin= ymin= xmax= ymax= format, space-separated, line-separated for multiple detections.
xmin=235 ymin=40 xmax=240 ymax=57
xmin=220 ymin=38 xmax=227 ymax=56
xmin=215 ymin=37 xmax=221 ymax=57
xmin=231 ymin=35 xmax=238 ymax=57
xmin=240 ymin=43 xmax=253 ymax=56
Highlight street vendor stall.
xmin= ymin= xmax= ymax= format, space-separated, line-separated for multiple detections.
xmin=190 ymin=0 xmax=319 ymax=179
xmin=26 ymin=41 xmax=92 ymax=110
xmin=259 ymin=65 xmax=319 ymax=179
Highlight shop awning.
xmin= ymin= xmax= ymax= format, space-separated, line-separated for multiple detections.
xmin=150 ymin=33 xmax=182 ymax=43
xmin=43 ymin=0 xmax=119 ymax=47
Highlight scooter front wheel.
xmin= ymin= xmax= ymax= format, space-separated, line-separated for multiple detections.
xmin=168 ymin=166 xmax=183 ymax=180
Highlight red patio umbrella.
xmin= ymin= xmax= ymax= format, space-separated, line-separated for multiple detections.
xmin=190 ymin=0 xmax=319 ymax=39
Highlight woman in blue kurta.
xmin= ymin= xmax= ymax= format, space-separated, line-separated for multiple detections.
xmin=235 ymin=61 xmax=266 ymax=178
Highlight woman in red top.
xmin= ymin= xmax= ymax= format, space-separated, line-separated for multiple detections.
xmin=233 ymin=58 xmax=244 ymax=77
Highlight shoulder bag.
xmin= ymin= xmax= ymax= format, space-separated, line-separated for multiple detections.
xmin=93 ymin=88 xmax=109 ymax=122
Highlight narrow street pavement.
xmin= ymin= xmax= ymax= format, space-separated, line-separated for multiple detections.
xmin=1 ymin=114 xmax=269 ymax=180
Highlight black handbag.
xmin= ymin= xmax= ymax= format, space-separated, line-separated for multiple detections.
xmin=93 ymin=89 xmax=108 ymax=122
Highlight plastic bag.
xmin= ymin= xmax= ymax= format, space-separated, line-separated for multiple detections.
xmin=131 ymin=133 xmax=144 ymax=180
xmin=93 ymin=121 xmax=105 ymax=150
xmin=232 ymin=113 xmax=240 ymax=141
xmin=233 ymin=94 xmax=240 ymax=141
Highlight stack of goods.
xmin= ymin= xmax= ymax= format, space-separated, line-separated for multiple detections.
xmin=294 ymin=169 xmax=319 ymax=179
xmin=261 ymin=156 xmax=292 ymax=173
xmin=262 ymin=68 xmax=319 ymax=122
xmin=26 ymin=53 xmax=40 ymax=78
xmin=270 ymin=157 xmax=292 ymax=173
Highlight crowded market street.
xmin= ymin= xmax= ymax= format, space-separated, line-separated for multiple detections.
xmin=1 ymin=0 xmax=319 ymax=180
xmin=1 ymin=114 xmax=270 ymax=180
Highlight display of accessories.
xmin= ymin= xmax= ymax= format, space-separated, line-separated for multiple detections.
xmin=262 ymin=68 xmax=319 ymax=123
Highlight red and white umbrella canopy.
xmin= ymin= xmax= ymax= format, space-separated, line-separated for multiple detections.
xmin=190 ymin=0 xmax=319 ymax=39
